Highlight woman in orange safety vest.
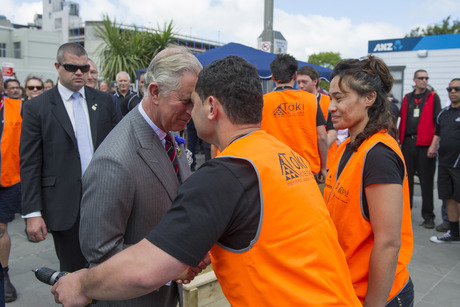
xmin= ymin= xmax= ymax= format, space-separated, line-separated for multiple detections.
xmin=323 ymin=56 xmax=414 ymax=307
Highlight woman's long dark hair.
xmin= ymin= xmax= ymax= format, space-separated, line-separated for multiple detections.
xmin=330 ymin=55 xmax=397 ymax=151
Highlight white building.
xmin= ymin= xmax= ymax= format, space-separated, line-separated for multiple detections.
xmin=369 ymin=33 xmax=460 ymax=107
xmin=0 ymin=15 xmax=61 ymax=84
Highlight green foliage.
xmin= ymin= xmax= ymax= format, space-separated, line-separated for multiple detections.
xmin=405 ymin=16 xmax=460 ymax=37
xmin=96 ymin=15 xmax=176 ymax=82
xmin=307 ymin=52 xmax=342 ymax=70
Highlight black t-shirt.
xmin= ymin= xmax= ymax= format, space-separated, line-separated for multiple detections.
xmin=435 ymin=106 xmax=460 ymax=168
xmin=404 ymin=90 xmax=441 ymax=136
xmin=337 ymin=142 xmax=405 ymax=219
xmin=145 ymin=158 xmax=261 ymax=267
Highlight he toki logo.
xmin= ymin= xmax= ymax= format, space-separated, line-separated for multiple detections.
xmin=278 ymin=151 xmax=311 ymax=182
xmin=273 ymin=102 xmax=304 ymax=116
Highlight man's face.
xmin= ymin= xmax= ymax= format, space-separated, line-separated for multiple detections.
xmin=55 ymin=52 xmax=88 ymax=92
xmin=138 ymin=74 xmax=145 ymax=95
xmin=448 ymin=80 xmax=460 ymax=107
xmin=153 ymin=71 xmax=197 ymax=132
xmin=87 ymin=61 xmax=98 ymax=88
xmin=297 ymin=74 xmax=317 ymax=94
xmin=414 ymin=71 xmax=429 ymax=92
xmin=117 ymin=73 xmax=130 ymax=93
xmin=5 ymin=80 xmax=21 ymax=99
xmin=99 ymin=81 xmax=108 ymax=92
xmin=44 ymin=81 xmax=54 ymax=91
xmin=191 ymin=90 xmax=212 ymax=142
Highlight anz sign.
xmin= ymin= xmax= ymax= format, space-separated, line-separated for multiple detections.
xmin=372 ymin=40 xmax=404 ymax=52
xmin=369 ymin=37 xmax=423 ymax=53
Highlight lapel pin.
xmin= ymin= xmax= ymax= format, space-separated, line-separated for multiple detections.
xmin=92 ymin=104 xmax=98 ymax=111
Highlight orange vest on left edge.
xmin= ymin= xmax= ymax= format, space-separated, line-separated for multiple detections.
xmin=1 ymin=98 xmax=22 ymax=187
xmin=324 ymin=131 xmax=413 ymax=303
xmin=318 ymin=93 xmax=338 ymax=168
xmin=211 ymin=130 xmax=361 ymax=307
xmin=261 ymin=89 xmax=321 ymax=173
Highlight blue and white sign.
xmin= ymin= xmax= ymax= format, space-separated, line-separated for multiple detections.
xmin=369 ymin=33 xmax=460 ymax=53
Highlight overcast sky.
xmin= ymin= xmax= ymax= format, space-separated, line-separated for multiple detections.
xmin=3 ymin=0 xmax=460 ymax=61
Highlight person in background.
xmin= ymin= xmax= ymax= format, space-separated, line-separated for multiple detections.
xmin=44 ymin=79 xmax=54 ymax=91
xmin=86 ymin=59 xmax=99 ymax=89
xmin=399 ymin=69 xmax=441 ymax=229
xmin=324 ymin=56 xmax=413 ymax=306
xmin=0 ymin=71 xmax=22 ymax=302
xmin=20 ymin=43 xmax=120 ymax=272
xmin=261 ymin=54 xmax=328 ymax=183
xmin=4 ymin=79 xmax=22 ymax=100
xmin=24 ymin=75 xmax=44 ymax=101
xmin=113 ymin=71 xmax=134 ymax=109
xmin=429 ymin=78 xmax=460 ymax=243
xmin=99 ymin=80 xmax=109 ymax=93
xmin=51 ymin=55 xmax=361 ymax=307
xmin=297 ymin=65 xmax=338 ymax=171
xmin=121 ymin=71 xmax=145 ymax=116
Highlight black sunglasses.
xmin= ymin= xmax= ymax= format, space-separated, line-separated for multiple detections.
xmin=416 ymin=77 xmax=429 ymax=80
xmin=27 ymin=86 xmax=43 ymax=91
xmin=447 ymin=86 xmax=460 ymax=92
xmin=59 ymin=63 xmax=91 ymax=73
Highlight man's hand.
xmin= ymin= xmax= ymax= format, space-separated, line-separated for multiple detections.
xmin=27 ymin=217 xmax=47 ymax=242
xmin=51 ymin=269 xmax=91 ymax=307
xmin=427 ymin=145 xmax=437 ymax=158
xmin=176 ymin=253 xmax=211 ymax=284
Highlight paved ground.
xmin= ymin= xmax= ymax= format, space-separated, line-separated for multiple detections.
xmin=5 ymin=159 xmax=460 ymax=306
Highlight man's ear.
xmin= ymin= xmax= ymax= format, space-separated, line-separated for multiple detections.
xmin=208 ymin=96 xmax=218 ymax=120
xmin=54 ymin=62 xmax=60 ymax=72
xmin=149 ymin=83 xmax=160 ymax=104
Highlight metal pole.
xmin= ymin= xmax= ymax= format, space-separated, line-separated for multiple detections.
xmin=262 ymin=0 xmax=274 ymax=53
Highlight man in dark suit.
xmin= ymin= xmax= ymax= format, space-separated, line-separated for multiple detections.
xmin=78 ymin=46 xmax=201 ymax=306
xmin=20 ymin=43 xmax=119 ymax=272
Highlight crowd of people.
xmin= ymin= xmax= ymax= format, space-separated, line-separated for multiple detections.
xmin=0 ymin=42 xmax=458 ymax=306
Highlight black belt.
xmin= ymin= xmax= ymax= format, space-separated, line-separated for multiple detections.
xmin=406 ymin=135 xmax=417 ymax=140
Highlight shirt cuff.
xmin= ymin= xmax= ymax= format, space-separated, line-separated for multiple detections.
xmin=22 ymin=211 xmax=42 ymax=219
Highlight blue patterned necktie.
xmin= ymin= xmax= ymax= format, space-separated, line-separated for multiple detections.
xmin=164 ymin=134 xmax=178 ymax=174
xmin=72 ymin=92 xmax=93 ymax=174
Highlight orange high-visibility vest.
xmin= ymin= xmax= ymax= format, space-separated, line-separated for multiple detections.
xmin=261 ymin=89 xmax=321 ymax=173
xmin=1 ymin=98 xmax=22 ymax=187
xmin=211 ymin=130 xmax=361 ymax=307
xmin=324 ymin=131 xmax=413 ymax=303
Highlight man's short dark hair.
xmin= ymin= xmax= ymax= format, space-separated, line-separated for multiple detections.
xmin=297 ymin=66 xmax=320 ymax=81
xmin=57 ymin=43 xmax=87 ymax=63
xmin=4 ymin=79 xmax=20 ymax=89
xmin=414 ymin=69 xmax=427 ymax=78
xmin=195 ymin=56 xmax=263 ymax=125
xmin=270 ymin=54 xmax=298 ymax=84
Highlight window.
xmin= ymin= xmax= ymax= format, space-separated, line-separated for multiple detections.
xmin=389 ymin=66 xmax=405 ymax=103
xmin=0 ymin=43 xmax=6 ymax=57
xmin=14 ymin=42 xmax=21 ymax=59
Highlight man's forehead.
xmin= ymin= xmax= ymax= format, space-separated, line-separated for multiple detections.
xmin=416 ymin=72 xmax=428 ymax=77
xmin=450 ymin=80 xmax=460 ymax=86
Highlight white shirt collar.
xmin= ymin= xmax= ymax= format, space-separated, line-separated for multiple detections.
xmin=57 ymin=82 xmax=86 ymax=101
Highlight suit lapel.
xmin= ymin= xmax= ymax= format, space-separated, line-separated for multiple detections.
xmin=131 ymin=109 xmax=180 ymax=201
xmin=84 ymin=87 xmax=99 ymax=147
xmin=50 ymin=87 xmax=78 ymax=148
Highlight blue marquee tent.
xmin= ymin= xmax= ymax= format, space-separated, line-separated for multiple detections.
xmin=194 ymin=42 xmax=332 ymax=80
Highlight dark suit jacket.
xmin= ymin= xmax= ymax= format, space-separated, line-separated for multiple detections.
xmin=20 ymin=85 xmax=119 ymax=231
xmin=79 ymin=107 xmax=190 ymax=306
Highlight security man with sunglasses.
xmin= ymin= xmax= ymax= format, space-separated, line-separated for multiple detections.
xmin=20 ymin=43 xmax=120 ymax=272
xmin=399 ymin=69 xmax=441 ymax=229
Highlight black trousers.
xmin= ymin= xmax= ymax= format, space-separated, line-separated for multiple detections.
xmin=50 ymin=217 xmax=87 ymax=272
xmin=402 ymin=137 xmax=436 ymax=220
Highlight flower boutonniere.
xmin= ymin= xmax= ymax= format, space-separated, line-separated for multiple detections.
xmin=174 ymin=136 xmax=185 ymax=158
